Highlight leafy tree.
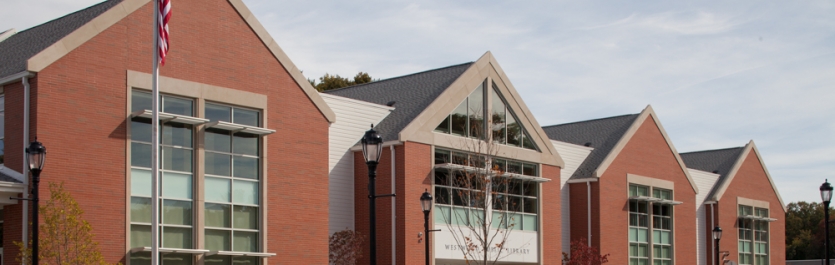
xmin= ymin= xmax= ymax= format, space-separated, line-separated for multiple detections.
xmin=309 ymin=72 xmax=376 ymax=92
xmin=785 ymin=201 xmax=835 ymax=260
xmin=16 ymin=182 xmax=117 ymax=265
xmin=329 ymin=229 xmax=365 ymax=265
xmin=562 ymin=239 xmax=609 ymax=265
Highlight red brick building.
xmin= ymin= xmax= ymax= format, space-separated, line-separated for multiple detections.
xmin=0 ymin=0 xmax=335 ymax=264
xmin=325 ymin=52 xmax=565 ymax=265
xmin=681 ymin=141 xmax=786 ymax=265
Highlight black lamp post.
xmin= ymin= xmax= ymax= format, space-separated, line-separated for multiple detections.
xmin=421 ymin=190 xmax=433 ymax=265
xmin=362 ymin=125 xmax=393 ymax=265
xmin=26 ymin=140 xmax=46 ymax=265
xmin=712 ymin=226 xmax=722 ymax=265
xmin=822 ymin=180 xmax=833 ymax=265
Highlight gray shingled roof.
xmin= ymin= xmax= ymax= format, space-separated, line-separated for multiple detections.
xmin=324 ymin=62 xmax=473 ymax=141
xmin=0 ymin=0 xmax=124 ymax=78
xmin=0 ymin=171 xmax=21 ymax=183
xmin=680 ymin=147 xmax=744 ymax=200
xmin=542 ymin=114 xmax=640 ymax=180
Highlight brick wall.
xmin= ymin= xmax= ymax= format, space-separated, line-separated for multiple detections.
xmin=541 ymin=164 xmax=562 ymax=264
xmin=2 ymin=0 xmax=331 ymax=264
xmin=2 ymin=80 xmax=26 ymax=265
xmin=715 ymin=150 xmax=786 ymax=265
xmin=597 ymin=116 xmax=698 ymax=265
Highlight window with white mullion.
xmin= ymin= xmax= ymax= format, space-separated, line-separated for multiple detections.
xmin=129 ymin=90 xmax=196 ymax=265
xmin=629 ymin=199 xmax=650 ymax=265
xmin=204 ymin=103 xmax=261 ymax=257
xmin=753 ymin=208 xmax=769 ymax=265
xmin=738 ymin=205 xmax=754 ymax=265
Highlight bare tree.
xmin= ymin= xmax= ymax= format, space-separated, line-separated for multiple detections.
xmin=329 ymin=229 xmax=365 ymax=265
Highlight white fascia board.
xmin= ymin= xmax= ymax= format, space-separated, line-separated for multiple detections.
xmin=0 ymin=165 xmax=25 ymax=183
xmin=566 ymin=178 xmax=599 ymax=184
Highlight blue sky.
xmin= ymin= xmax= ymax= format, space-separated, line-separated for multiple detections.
xmin=2 ymin=0 xmax=834 ymax=204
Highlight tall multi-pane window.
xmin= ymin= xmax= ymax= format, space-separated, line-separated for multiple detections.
xmin=754 ymin=208 xmax=769 ymax=265
xmin=628 ymin=185 xmax=650 ymax=265
xmin=629 ymin=185 xmax=674 ymax=265
xmin=738 ymin=206 xmax=754 ymax=265
xmin=739 ymin=206 xmax=769 ymax=265
xmin=652 ymin=189 xmax=672 ymax=265
xmin=130 ymin=90 xmax=195 ymax=265
xmin=432 ymin=149 xmax=539 ymax=231
xmin=203 ymin=103 xmax=261 ymax=265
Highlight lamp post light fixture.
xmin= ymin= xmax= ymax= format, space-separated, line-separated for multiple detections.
xmin=362 ymin=125 xmax=394 ymax=265
xmin=421 ymin=190 xmax=433 ymax=265
xmin=822 ymin=180 xmax=833 ymax=265
xmin=26 ymin=140 xmax=47 ymax=265
xmin=712 ymin=226 xmax=722 ymax=265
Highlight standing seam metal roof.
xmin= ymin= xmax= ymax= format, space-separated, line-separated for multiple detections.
xmin=541 ymin=114 xmax=640 ymax=180
xmin=0 ymin=0 xmax=125 ymax=78
xmin=323 ymin=62 xmax=473 ymax=141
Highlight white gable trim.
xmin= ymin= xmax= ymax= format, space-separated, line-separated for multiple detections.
xmin=594 ymin=105 xmax=699 ymax=193
xmin=711 ymin=141 xmax=787 ymax=211
xmin=24 ymin=0 xmax=335 ymax=123
xmin=398 ymin=51 xmax=564 ymax=167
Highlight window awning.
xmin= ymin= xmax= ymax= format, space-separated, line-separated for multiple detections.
xmin=738 ymin=215 xmax=778 ymax=222
xmin=628 ymin=196 xmax=683 ymax=205
xmin=206 ymin=121 xmax=276 ymax=135
xmin=433 ymin=163 xmax=551 ymax=183
xmin=206 ymin=251 xmax=276 ymax=257
xmin=132 ymin=110 xmax=210 ymax=125
xmin=130 ymin=247 xmax=210 ymax=254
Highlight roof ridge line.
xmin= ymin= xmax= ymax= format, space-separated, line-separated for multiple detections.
xmin=680 ymin=146 xmax=745 ymax=155
xmin=322 ymin=62 xmax=474 ymax=93
xmin=541 ymin=113 xmax=639 ymax=128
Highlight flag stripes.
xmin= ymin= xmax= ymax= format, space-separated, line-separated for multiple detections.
xmin=157 ymin=0 xmax=171 ymax=65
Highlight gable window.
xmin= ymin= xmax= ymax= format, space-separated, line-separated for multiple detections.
xmin=628 ymin=184 xmax=676 ymax=265
xmin=434 ymin=80 xmax=538 ymax=151
xmin=738 ymin=205 xmax=770 ymax=265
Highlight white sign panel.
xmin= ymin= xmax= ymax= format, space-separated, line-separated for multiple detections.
xmin=433 ymin=224 xmax=539 ymax=264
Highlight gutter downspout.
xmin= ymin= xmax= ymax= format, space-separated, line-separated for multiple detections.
xmin=22 ymin=76 xmax=30 ymax=265
xmin=710 ymin=203 xmax=715 ymax=265
xmin=391 ymin=145 xmax=396 ymax=265
xmin=587 ymin=181 xmax=591 ymax=246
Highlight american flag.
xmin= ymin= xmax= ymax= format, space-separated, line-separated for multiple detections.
xmin=157 ymin=0 xmax=171 ymax=65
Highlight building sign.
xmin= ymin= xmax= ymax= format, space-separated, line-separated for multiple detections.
xmin=433 ymin=225 xmax=539 ymax=264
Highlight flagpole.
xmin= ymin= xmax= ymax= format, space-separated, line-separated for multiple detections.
xmin=151 ymin=0 xmax=161 ymax=264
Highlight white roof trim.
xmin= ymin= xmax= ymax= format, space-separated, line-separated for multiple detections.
xmin=130 ymin=247 xmax=209 ymax=254
xmin=131 ymin=110 xmax=210 ymax=125
xmin=0 ymin=71 xmax=35 ymax=86
xmin=206 ymin=251 xmax=276 ymax=257
xmin=593 ymin=105 xmax=699 ymax=194
xmin=628 ymin=196 xmax=683 ymax=205
xmin=433 ymin=163 xmax=551 ymax=182
xmin=711 ymin=141 xmax=787 ymax=212
xmin=0 ymin=28 xmax=16 ymax=43
xmin=206 ymin=121 xmax=276 ymax=135
xmin=0 ymin=165 xmax=25 ymax=183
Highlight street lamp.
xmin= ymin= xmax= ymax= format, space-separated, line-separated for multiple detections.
xmin=822 ymin=180 xmax=833 ymax=265
xmin=421 ymin=190 xmax=433 ymax=265
xmin=26 ymin=140 xmax=46 ymax=265
xmin=712 ymin=226 xmax=722 ymax=265
xmin=362 ymin=125 xmax=393 ymax=265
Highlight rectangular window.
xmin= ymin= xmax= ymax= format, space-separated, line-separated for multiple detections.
xmin=204 ymin=103 xmax=262 ymax=255
xmin=129 ymin=90 xmax=195 ymax=265
xmin=629 ymin=184 xmax=673 ymax=265
xmin=433 ymin=149 xmax=539 ymax=231
xmin=738 ymin=205 xmax=753 ymax=265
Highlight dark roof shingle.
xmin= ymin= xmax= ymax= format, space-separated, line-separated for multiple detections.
xmin=542 ymin=114 xmax=640 ymax=180
xmin=324 ymin=62 xmax=473 ymax=141
xmin=680 ymin=147 xmax=745 ymax=199
xmin=0 ymin=0 xmax=124 ymax=78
